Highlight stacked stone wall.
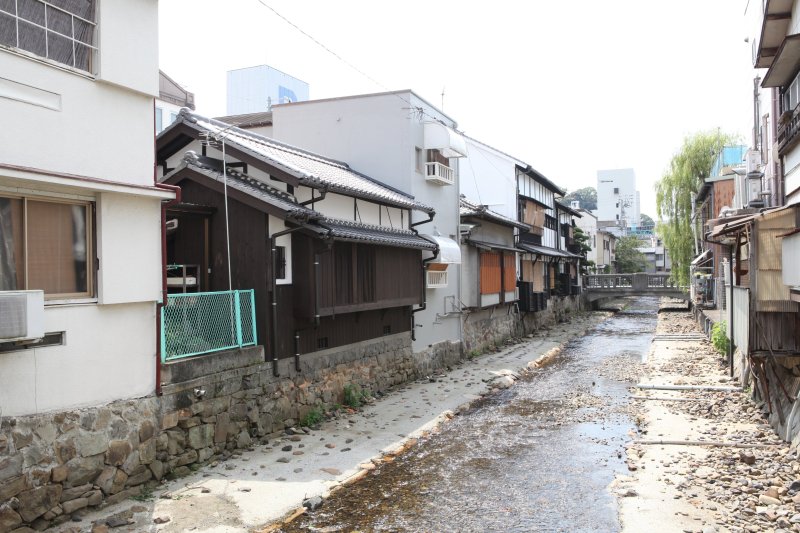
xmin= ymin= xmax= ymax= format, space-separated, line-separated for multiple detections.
xmin=0 ymin=298 xmax=587 ymax=530
xmin=0 ymin=333 xmax=453 ymax=530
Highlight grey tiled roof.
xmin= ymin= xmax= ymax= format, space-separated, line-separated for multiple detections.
xmin=164 ymin=152 xmax=322 ymax=222
xmin=178 ymin=110 xmax=435 ymax=214
xmin=517 ymin=242 xmax=579 ymax=259
xmin=460 ymin=197 xmax=530 ymax=230
xmin=305 ymin=218 xmax=437 ymax=250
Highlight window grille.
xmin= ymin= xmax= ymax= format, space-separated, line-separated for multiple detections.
xmin=0 ymin=0 xmax=97 ymax=72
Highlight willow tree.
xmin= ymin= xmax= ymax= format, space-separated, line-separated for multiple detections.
xmin=656 ymin=131 xmax=736 ymax=286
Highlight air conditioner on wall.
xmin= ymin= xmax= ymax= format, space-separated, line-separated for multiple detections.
xmin=0 ymin=290 xmax=45 ymax=342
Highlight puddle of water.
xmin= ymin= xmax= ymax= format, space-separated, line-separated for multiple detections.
xmin=281 ymin=297 xmax=659 ymax=533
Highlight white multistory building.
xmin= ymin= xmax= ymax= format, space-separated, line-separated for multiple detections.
xmin=596 ymin=168 xmax=641 ymax=227
xmin=0 ymin=0 xmax=172 ymax=415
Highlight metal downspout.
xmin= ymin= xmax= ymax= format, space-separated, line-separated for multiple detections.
xmin=154 ymin=184 xmax=181 ymax=396
xmin=410 ymin=210 xmax=437 ymax=342
xmin=270 ymin=225 xmax=304 ymax=376
xmin=728 ymin=244 xmax=735 ymax=377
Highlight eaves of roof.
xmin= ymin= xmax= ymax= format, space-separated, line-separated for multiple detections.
xmin=303 ymin=218 xmax=437 ymax=250
xmin=517 ymin=164 xmax=565 ymax=195
xmin=163 ymin=110 xmax=435 ymax=214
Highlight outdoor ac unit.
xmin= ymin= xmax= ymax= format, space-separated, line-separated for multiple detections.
xmin=0 ymin=290 xmax=45 ymax=341
xmin=745 ymin=150 xmax=762 ymax=174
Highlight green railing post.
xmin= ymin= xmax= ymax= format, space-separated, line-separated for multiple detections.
xmin=248 ymin=290 xmax=257 ymax=345
xmin=234 ymin=290 xmax=243 ymax=347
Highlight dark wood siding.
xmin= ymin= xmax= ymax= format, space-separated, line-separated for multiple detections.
xmin=166 ymin=179 xmax=274 ymax=357
xmin=317 ymin=242 xmax=422 ymax=315
xmin=167 ymin=180 xmax=420 ymax=361
xmin=297 ymin=306 xmax=411 ymax=355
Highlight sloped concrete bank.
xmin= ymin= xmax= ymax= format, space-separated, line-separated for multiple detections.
xmin=618 ymin=307 xmax=797 ymax=533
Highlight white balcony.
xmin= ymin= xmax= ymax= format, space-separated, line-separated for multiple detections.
xmin=425 ymin=162 xmax=454 ymax=186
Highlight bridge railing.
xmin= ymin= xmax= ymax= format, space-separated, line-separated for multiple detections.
xmin=583 ymin=273 xmax=680 ymax=291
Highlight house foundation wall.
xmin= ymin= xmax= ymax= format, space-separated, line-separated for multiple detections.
xmin=0 ymin=332 xmax=462 ymax=530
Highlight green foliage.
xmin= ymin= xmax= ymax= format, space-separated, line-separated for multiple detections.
xmin=711 ymin=321 xmax=729 ymax=355
xmin=573 ymin=226 xmax=593 ymax=275
xmin=300 ymin=407 xmax=324 ymax=427
xmin=343 ymin=384 xmax=370 ymax=409
xmin=656 ymin=131 xmax=738 ymax=286
xmin=564 ymin=187 xmax=597 ymax=211
xmin=614 ymin=235 xmax=647 ymax=273
xmin=640 ymin=213 xmax=655 ymax=229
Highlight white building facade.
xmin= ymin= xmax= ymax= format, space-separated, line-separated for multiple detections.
xmin=596 ymin=168 xmax=641 ymax=227
xmin=0 ymin=0 xmax=172 ymax=416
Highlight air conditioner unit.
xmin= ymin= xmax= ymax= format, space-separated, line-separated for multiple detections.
xmin=745 ymin=150 xmax=762 ymax=174
xmin=0 ymin=290 xmax=45 ymax=341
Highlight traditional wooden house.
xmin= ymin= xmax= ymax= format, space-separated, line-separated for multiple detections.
xmin=709 ymin=204 xmax=800 ymax=360
xmin=155 ymin=110 xmax=437 ymax=371
xmin=459 ymin=196 xmax=529 ymax=309
xmin=516 ymin=166 xmax=581 ymax=311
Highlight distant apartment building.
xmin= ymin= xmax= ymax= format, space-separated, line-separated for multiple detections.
xmin=596 ymin=168 xmax=641 ymax=227
xmin=227 ymin=64 xmax=309 ymax=115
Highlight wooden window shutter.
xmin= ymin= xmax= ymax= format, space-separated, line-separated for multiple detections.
xmin=502 ymin=252 xmax=516 ymax=291
xmin=480 ymin=252 xmax=502 ymax=294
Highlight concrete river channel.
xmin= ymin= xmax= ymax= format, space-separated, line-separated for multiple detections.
xmin=281 ymin=297 xmax=659 ymax=533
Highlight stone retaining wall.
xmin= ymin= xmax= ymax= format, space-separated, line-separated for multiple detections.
xmin=0 ymin=332 xmax=467 ymax=531
xmin=0 ymin=298 xmax=588 ymax=531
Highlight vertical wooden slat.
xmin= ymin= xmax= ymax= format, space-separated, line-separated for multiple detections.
xmin=480 ymin=251 xmax=501 ymax=294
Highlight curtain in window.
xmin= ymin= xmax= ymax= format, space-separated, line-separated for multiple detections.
xmin=0 ymin=197 xmax=24 ymax=290
xmin=27 ymin=200 xmax=87 ymax=294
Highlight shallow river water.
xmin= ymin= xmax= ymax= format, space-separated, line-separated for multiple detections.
xmin=282 ymin=297 xmax=659 ymax=533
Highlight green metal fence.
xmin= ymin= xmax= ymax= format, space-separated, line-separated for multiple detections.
xmin=161 ymin=290 xmax=257 ymax=362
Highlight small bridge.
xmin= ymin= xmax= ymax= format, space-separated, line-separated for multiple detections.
xmin=583 ymin=273 xmax=688 ymax=303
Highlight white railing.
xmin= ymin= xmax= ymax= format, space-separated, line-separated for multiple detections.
xmin=427 ymin=270 xmax=448 ymax=288
xmin=425 ymin=162 xmax=454 ymax=186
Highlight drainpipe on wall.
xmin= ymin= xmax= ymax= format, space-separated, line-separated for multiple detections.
xmin=154 ymin=184 xmax=181 ymax=396
xmin=728 ymin=244 xmax=735 ymax=378
xmin=269 ymin=225 xmax=304 ymax=376
xmin=410 ymin=211 xmax=437 ymax=342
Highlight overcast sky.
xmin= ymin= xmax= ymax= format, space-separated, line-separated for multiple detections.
xmin=159 ymin=0 xmax=755 ymax=218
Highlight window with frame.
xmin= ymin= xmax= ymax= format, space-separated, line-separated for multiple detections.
xmin=274 ymin=245 xmax=286 ymax=280
xmin=0 ymin=0 xmax=97 ymax=73
xmin=0 ymin=195 xmax=94 ymax=299
xmin=544 ymin=215 xmax=557 ymax=230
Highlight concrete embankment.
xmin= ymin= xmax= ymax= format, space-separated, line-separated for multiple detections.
xmin=618 ymin=306 xmax=798 ymax=533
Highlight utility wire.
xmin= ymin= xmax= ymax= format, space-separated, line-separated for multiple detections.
xmin=253 ymin=0 xmax=451 ymax=128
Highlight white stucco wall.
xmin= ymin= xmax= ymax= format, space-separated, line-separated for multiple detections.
xmin=97 ymin=193 xmax=162 ymax=304
xmin=460 ymin=138 xmax=521 ymax=220
xmin=0 ymin=301 xmax=156 ymax=416
xmin=0 ymin=0 xmax=163 ymax=416
xmin=0 ymin=53 xmax=155 ymax=186
xmin=96 ymin=0 xmax=159 ymax=96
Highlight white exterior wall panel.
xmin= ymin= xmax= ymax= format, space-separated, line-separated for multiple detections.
xmin=0 ymin=302 xmax=156 ymax=416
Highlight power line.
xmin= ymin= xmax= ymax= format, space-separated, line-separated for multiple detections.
xmin=253 ymin=0 xmax=450 ymax=128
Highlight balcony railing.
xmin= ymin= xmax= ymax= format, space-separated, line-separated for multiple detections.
xmin=778 ymin=111 xmax=800 ymax=154
xmin=161 ymin=290 xmax=257 ymax=361
xmin=425 ymin=161 xmax=454 ymax=186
